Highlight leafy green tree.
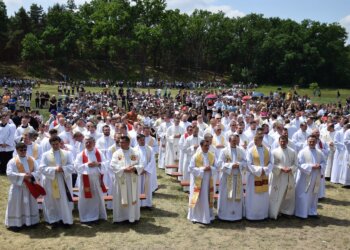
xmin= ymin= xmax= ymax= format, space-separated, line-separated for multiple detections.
xmin=21 ymin=33 xmax=44 ymax=61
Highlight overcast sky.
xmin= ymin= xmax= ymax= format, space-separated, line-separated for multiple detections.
xmin=3 ymin=0 xmax=350 ymax=44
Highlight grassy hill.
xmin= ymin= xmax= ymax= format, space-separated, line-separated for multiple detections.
xmin=0 ymin=61 xmax=228 ymax=82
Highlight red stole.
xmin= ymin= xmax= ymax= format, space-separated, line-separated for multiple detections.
xmin=127 ymin=123 xmax=133 ymax=131
xmin=15 ymin=156 xmax=46 ymax=199
xmin=184 ymin=133 xmax=189 ymax=139
xmin=82 ymin=149 xmax=107 ymax=199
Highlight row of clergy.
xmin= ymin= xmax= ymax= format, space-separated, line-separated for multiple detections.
xmin=4 ymin=111 xmax=348 ymax=189
xmin=5 ymin=134 xmax=155 ymax=230
xmin=155 ymin=115 xmax=350 ymax=191
xmin=5 ymin=122 xmax=160 ymax=194
xmin=186 ymin=134 xmax=327 ymax=224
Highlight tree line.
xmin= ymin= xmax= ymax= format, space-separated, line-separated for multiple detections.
xmin=0 ymin=0 xmax=349 ymax=87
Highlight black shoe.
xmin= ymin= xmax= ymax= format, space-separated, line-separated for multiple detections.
xmin=281 ymin=214 xmax=293 ymax=219
xmin=309 ymin=215 xmax=320 ymax=219
xmin=49 ymin=222 xmax=60 ymax=229
xmin=7 ymin=226 xmax=22 ymax=232
xmin=62 ymin=223 xmax=72 ymax=228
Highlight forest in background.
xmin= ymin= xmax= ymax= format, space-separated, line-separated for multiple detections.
xmin=0 ymin=0 xmax=349 ymax=86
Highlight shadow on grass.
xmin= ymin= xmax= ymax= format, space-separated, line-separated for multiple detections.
xmin=131 ymin=221 xmax=171 ymax=235
xmin=204 ymin=215 xmax=350 ymax=230
xmin=142 ymin=207 xmax=179 ymax=218
xmin=16 ymin=207 xmax=177 ymax=238
xmin=325 ymin=183 xmax=337 ymax=189
xmin=154 ymin=192 xmax=182 ymax=200
xmin=319 ymin=197 xmax=350 ymax=206
xmin=17 ymin=216 xmax=172 ymax=238
xmin=156 ymin=184 xmax=167 ymax=190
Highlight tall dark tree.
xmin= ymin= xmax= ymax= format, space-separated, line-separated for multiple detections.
xmin=0 ymin=0 xmax=8 ymax=60
xmin=29 ymin=4 xmax=45 ymax=34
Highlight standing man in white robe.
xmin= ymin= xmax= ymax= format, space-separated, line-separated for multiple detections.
xmin=295 ymin=135 xmax=325 ymax=219
xmin=177 ymin=125 xmax=193 ymax=180
xmin=292 ymin=122 xmax=309 ymax=153
xmin=58 ymin=122 xmax=75 ymax=147
xmin=310 ymin=128 xmax=329 ymax=199
xmin=135 ymin=134 xmax=155 ymax=208
xmin=39 ymin=135 xmax=75 ymax=226
xmin=246 ymin=134 xmax=273 ymax=220
xmin=0 ymin=113 xmax=15 ymax=175
xmin=321 ymin=123 xmax=336 ymax=181
xmin=217 ymin=134 xmax=246 ymax=221
xmin=96 ymin=125 xmax=114 ymax=159
xmin=331 ymin=124 xmax=349 ymax=183
xmin=143 ymin=125 xmax=158 ymax=192
xmin=165 ymin=116 xmax=185 ymax=174
xmin=236 ymin=124 xmax=249 ymax=150
xmin=110 ymin=136 xmax=144 ymax=223
xmin=75 ymin=136 xmax=107 ymax=223
xmin=269 ymin=135 xmax=298 ymax=219
xmin=157 ymin=115 xmax=171 ymax=169
xmin=187 ymin=140 xmax=217 ymax=224
xmin=5 ymin=143 xmax=41 ymax=231
xmin=14 ymin=115 xmax=35 ymax=143
xmin=182 ymin=126 xmax=202 ymax=191
xmin=339 ymin=127 xmax=350 ymax=186
xmin=13 ymin=132 xmax=42 ymax=166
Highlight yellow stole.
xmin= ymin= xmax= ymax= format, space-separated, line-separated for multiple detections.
xmin=190 ymin=151 xmax=215 ymax=208
xmin=224 ymin=148 xmax=242 ymax=201
xmin=110 ymin=144 xmax=118 ymax=155
xmin=15 ymin=156 xmax=34 ymax=173
xmin=32 ymin=143 xmax=38 ymax=160
xmin=48 ymin=150 xmax=67 ymax=199
xmin=252 ymin=146 xmax=269 ymax=193
xmin=212 ymin=135 xmax=225 ymax=147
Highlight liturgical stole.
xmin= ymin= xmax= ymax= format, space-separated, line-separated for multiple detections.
xmin=303 ymin=149 xmax=322 ymax=194
xmin=190 ymin=151 xmax=215 ymax=208
xmin=252 ymin=146 xmax=269 ymax=193
xmin=223 ymin=148 xmax=242 ymax=201
xmin=48 ymin=150 xmax=72 ymax=201
xmin=82 ymin=149 xmax=108 ymax=199
xmin=15 ymin=156 xmax=46 ymax=199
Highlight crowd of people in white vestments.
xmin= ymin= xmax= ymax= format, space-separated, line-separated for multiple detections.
xmin=1 ymin=82 xmax=350 ymax=231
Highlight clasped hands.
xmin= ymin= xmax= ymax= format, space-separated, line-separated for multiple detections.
xmin=124 ymin=165 xmax=136 ymax=173
xmin=203 ymin=165 xmax=211 ymax=171
xmin=281 ymin=167 xmax=292 ymax=173
xmin=312 ymin=163 xmax=321 ymax=169
xmin=24 ymin=173 xmax=33 ymax=182
xmin=87 ymin=161 xmax=100 ymax=168
xmin=231 ymin=163 xmax=240 ymax=169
